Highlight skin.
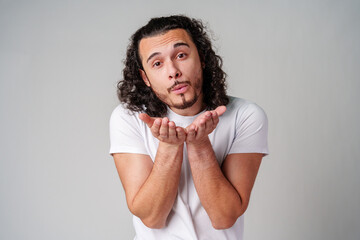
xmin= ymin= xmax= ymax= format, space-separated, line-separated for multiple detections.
xmin=139 ymin=28 xmax=204 ymax=116
xmin=113 ymin=29 xmax=263 ymax=229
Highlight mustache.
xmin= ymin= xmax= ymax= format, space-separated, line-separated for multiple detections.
xmin=167 ymin=80 xmax=191 ymax=93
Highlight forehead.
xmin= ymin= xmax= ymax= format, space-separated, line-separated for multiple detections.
xmin=139 ymin=29 xmax=195 ymax=60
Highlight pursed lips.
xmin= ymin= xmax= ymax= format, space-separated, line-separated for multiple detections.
xmin=167 ymin=81 xmax=191 ymax=93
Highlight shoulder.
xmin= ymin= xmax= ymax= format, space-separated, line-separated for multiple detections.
xmin=223 ymin=96 xmax=269 ymax=156
xmin=110 ymin=103 xmax=145 ymax=128
xmin=224 ymin=96 xmax=267 ymax=121
xmin=111 ymin=103 xmax=138 ymax=116
xmin=109 ymin=104 xmax=150 ymax=155
xmin=110 ymin=103 xmax=140 ymax=120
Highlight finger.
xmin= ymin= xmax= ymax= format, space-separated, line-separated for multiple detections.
xmin=203 ymin=111 xmax=212 ymax=120
xmin=203 ymin=111 xmax=219 ymax=134
xmin=168 ymin=121 xmax=177 ymax=139
xmin=203 ymin=111 xmax=215 ymax=132
xmin=214 ymin=106 xmax=226 ymax=117
xmin=211 ymin=110 xmax=219 ymax=126
xmin=176 ymin=127 xmax=186 ymax=141
xmin=151 ymin=118 xmax=161 ymax=137
xmin=186 ymin=124 xmax=196 ymax=141
xmin=159 ymin=117 xmax=169 ymax=139
xmin=139 ymin=113 xmax=155 ymax=128
xmin=197 ymin=118 xmax=206 ymax=137
xmin=195 ymin=111 xmax=211 ymax=128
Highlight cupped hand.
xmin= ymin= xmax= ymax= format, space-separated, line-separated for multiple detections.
xmin=139 ymin=113 xmax=186 ymax=146
xmin=185 ymin=106 xmax=226 ymax=144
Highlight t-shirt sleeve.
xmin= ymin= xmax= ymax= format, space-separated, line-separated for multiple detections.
xmin=109 ymin=106 xmax=148 ymax=155
xmin=228 ymin=102 xmax=269 ymax=156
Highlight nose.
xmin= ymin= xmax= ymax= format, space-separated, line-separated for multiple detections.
xmin=167 ymin=61 xmax=181 ymax=80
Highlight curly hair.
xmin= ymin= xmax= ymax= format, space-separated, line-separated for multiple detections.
xmin=117 ymin=15 xmax=229 ymax=117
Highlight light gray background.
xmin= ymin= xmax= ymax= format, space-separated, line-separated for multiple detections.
xmin=1 ymin=0 xmax=359 ymax=239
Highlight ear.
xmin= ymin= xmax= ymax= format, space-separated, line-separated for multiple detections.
xmin=139 ymin=69 xmax=150 ymax=87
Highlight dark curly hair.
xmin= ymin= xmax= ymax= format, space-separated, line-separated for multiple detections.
xmin=117 ymin=15 xmax=229 ymax=117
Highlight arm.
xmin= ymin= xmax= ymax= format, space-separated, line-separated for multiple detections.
xmin=186 ymin=108 xmax=263 ymax=229
xmin=113 ymin=115 xmax=185 ymax=229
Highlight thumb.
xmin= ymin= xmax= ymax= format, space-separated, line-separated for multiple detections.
xmin=214 ymin=106 xmax=226 ymax=117
xmin=139 ymin=113 xmax=155 ymax=128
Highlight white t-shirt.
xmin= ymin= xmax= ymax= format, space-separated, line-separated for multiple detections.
xmin=109 ymin=96 xmax=269 ymax=240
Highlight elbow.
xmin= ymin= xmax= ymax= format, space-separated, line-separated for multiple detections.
xmin=128 ymin=203 xmax=167 ymax=229
xmin=141 ymin=216 xmax=166 ymax=229
xmin=211 ymin=217 xmax=237 ymax=230
xmin=211 ymin=206 xmax=248 ymax=230
xmin=130 ymin=208 xmax=167 ymax=229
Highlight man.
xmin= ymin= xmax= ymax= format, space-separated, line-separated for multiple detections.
xmin=110 ymin=15 xmax=268 ymax=239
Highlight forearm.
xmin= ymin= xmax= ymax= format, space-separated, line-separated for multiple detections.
xmin=187 ymin=138 xmax=244 ymax=229
xmin=131 ymin=142 xmax=183 ymax=228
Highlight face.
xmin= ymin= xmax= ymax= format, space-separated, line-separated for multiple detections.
xmin=138 ymin=29 xmax=204 ymax=115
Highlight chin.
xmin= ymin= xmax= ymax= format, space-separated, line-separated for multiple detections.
xmin=170 ymin=93 xmax=199 ymax=110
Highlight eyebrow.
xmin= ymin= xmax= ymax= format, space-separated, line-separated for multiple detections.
xmin=146 ymin=42 xmax=190 ymax=63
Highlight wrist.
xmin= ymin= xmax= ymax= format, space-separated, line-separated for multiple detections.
xmin=186 ymin=137 xmax=218 ymax=169
xmin=186 ymin=136 xmax=211 ymax=152
xmin=158 ymin=141 xmax=184 ymax=152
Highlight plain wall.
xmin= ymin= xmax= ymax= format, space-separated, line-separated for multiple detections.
xmin=1 ymin=0 xmax=359 ymax=239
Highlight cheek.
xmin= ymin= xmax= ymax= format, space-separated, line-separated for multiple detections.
xmin=192 ymin=69 xmax=203 ymax=91
xmin=146 ymin=71 xmax=166 ymax=88
xmin=184 ymin=61 xmax=201 ymax=79
xmin=193 ymin=64 xmax=203 ymax=81
xmin=196 ymin=66 xmax=202 ymax=77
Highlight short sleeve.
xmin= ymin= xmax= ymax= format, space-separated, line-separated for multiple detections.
xmin=109 ymin=105 xmax=148 ymax=155
xmin=228 ymin=103 xmax=269 ymax=156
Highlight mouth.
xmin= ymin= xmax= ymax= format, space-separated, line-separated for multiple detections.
xmin=168 ymin=81 xmax=191 ymax=94
xmin=171 ymin=83 xmax=189 ymax=94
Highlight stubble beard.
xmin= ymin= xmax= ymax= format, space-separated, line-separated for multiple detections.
xmin=151 ymin=79 xmax=202 ymax=110
xmin=173 ymin=92 xmax=199 ymax=109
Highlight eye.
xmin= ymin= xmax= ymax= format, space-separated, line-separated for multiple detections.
xmin=153 ymin=61 xmax=161 ymax=67
xmin=177 ymin=53 xmax=186 ymax=59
